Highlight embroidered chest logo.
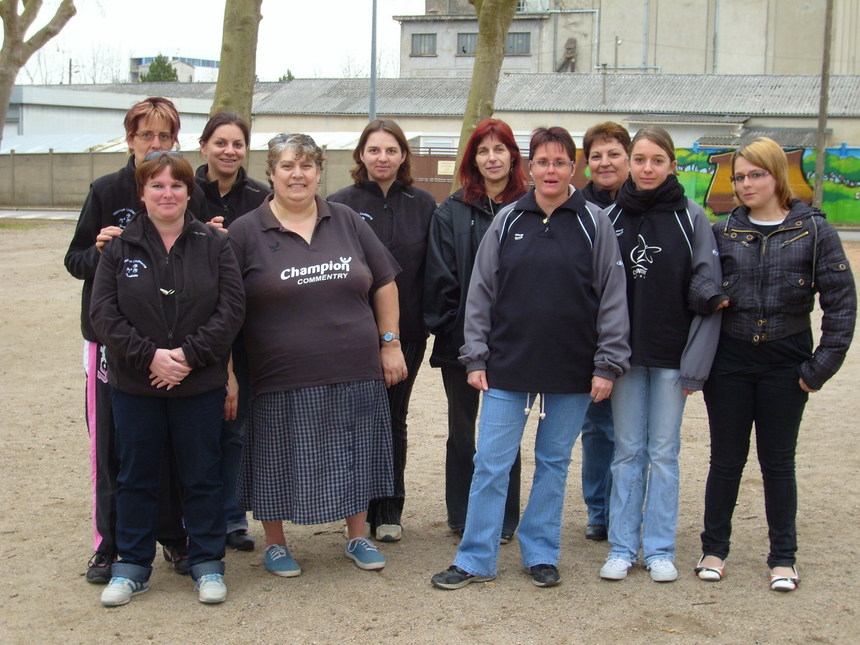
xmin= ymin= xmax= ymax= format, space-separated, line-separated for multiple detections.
xmin=629 ymin=234 xmax=662 ymax=279
xmin=113 ymin=208 xmax=137 ymax=229
xmin=280 ymin=257 xmax=352 ymax=285
xmin=122 ymin=258 xmax=148 ymax=278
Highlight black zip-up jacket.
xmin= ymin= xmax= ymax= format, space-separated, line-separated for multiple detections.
xmin=711 ymin=199 xmax=856 ymax=390
xmin=90 ymin=212 xmax=245 ymax=397
xmin=327 ymin=180 xmax=436 ymax=343
xmin=65 ymin=156 xmax=212 ymax=342
xmin=194 ymin=164 xmax=270 ymax=226
xmin=424 ymin=188 xmax=517 ymax=367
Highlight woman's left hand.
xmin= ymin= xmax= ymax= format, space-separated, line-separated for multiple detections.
xmin=381 ymin=344 xmax=407 ymax=387
xmin=591 ymin=376 xmax=613 ymax=403
xmin=224 ymin=368 xmax=239 ymax=420
xmin=799 ymin=378 xmax=818 ymax=393
xmin=206 ymin=216 xmax=228 ymax=233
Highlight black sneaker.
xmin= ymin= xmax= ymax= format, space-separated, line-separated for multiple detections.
xmin=431 ymin=565 xmax=495 ymax=590
xmin=226 ymin=529 xmax=255 ymax=552
xmin=162 ymin=543 xmax=190 ymax=575
xmin=86 ymin=552 xmax=115 ymax=584
xmin=529 ymin=564 xmax=560 ymax=587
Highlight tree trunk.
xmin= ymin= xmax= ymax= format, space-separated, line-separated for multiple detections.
xmin=0 ymin=0 xmax=77 ymax=151
xmin=453 ymin=0 xmax=519 ymax=186
xmin=210 ymin=0 xmax=263 ymax=123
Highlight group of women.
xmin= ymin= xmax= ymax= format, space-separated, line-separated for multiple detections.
xmin=69 ymin=97 xmax=854 ymax=608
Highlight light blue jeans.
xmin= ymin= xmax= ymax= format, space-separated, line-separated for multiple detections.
xmin=453 ymin=388 xmax=592 ymax=578
xmin=608 ymin=367 xmax=686 ymax=565
xmin=580 ymin=399 xmax=614 ymax=526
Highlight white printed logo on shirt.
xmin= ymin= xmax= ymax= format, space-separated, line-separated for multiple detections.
xmin=122 ymin=258 xmax=148 ymax=278
xmin=629 ymin=235 xmax=662 ymax=279
xmin=280 ymin=257 xmax=352 ymax=285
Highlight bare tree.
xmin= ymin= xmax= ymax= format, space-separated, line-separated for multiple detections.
xmin=0 ymin=0 xmax=77 ymax=150
xmin=211 ymin=0 xmax=262 ymax=122
xmin=454 ymin=0 xmax=519 ymax=182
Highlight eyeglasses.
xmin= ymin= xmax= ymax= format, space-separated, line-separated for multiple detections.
xmin=136 ymin=131 xmax=174 ymax=143
xmin=143 ymin=150 xmax=184 ymax=162
xmin=730 ymin=170 xmax=770 ymax=183
xmin=529 ymin=160 xmax=574 ymax=169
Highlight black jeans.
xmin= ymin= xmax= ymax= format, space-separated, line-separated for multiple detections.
xmin=701 ymin=367 xmax=808 ymax=568
xmin=441 ymin=364 xmax=521 ymax=535
xmin=368 ymin=340 xmax=426 ymax=528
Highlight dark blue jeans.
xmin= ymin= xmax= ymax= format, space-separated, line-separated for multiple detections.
xmin=580 ymin=398 xmax=614 ymax=526
xmin=701 ymin=367 xmax=808 ymax=568
xmin=111 ymin=387 xmax=227 ymax=582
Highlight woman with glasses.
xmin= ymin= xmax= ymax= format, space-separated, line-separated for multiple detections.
xmin=64 ymin=97 xmax=190 ymax=585
xmin=327 ymin=119 xmax=436 ymax=543
xmin=424 ymin=118 xmax=528 ymax=544
xmin=696 ymin=137 xmax=855 ymax=591
xmin=577 ymin=121 xmax=632 ymax=542
xmin=228 ymin=134 xmax=406 ymax=577
xmin=599 ymin=126 xmax=723 ymax=583
xmin=195 ymin=111 xmax=271 ymax=553
xmin=90 ymin=152 xmax=245 ymax=606
xmin=431 ymin=126 xmax=630 ymax=590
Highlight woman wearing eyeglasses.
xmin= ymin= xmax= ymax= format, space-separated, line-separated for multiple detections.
xmin=599 ymin=126 xmax=723 ymax=584
xmin=695 ymin=137 xmax=855 ymax=591
xmin=431 ymin=126 xmax=630 ymax=590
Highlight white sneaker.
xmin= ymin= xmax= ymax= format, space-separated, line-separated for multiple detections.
xmin=647 ymin=559 xmax=678 ymax=582
xmin=100 ymin=576 xmax=148 ymax=607
xmin=195 ymin=573 xmax=227 ymax=603
xmin=375 ymin=524 xmax=402 ymax=542
xmin=600 ymin=558 xmax=632 ymax=580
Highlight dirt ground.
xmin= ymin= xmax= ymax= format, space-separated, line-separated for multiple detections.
xmin=1 ymin=220 xmax=857 ymax=645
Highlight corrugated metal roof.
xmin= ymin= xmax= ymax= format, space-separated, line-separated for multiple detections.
xmin=252 ymin=74 xmax=860 ymax=117
xmin=697 ymin=127 xmax=830 ymax=148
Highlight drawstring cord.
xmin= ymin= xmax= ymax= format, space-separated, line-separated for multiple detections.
xmin=523 ymin=393 xmax=547 ymax=419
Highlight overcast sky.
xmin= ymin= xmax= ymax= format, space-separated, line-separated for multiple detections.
xmin=17 ymin=0 xmax=426 ymax=83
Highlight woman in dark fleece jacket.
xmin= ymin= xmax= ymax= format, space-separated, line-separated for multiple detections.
xmin=695 ymin=137 xmax=855 ymax=592
xmin=90 ymin=153 xmax=244 ymax=608
xmin=600 ymin=127 xmax=724 ymax=584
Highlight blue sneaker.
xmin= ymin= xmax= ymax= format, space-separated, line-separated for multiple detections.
xmin=263 ymin=544 xmax=301 ymax=577
xmin=100 ymin=576 xmax=148 ymax=607
xmin=345 ymin=537 xmax=386 ymax=571
xmin=195 ymin=573 xmax=227 ymax=603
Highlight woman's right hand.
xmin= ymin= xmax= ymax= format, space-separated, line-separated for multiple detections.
xmin=149 ymin=348 xmax=191 ymax=390
xmin=95 ymin=226 xmax=122 ymax=253
xmin=467 ymin=369 xmax=489 ymax=391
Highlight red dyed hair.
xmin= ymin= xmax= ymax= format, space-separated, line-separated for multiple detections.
xmin=459 ymin=118 xmax=527 ymax=204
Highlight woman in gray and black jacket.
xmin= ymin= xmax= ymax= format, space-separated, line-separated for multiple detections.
xmin=695 ymin=137 xmax=856 ymax=592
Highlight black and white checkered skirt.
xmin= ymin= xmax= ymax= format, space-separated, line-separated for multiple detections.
xmin=238 ymin=380 xmax=394 ymax=524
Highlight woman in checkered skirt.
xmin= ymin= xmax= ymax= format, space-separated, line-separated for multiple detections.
xmin=228 ymin=134 xmax=407 ymax=575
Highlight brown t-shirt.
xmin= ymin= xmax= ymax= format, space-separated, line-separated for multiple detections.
xmin=228 ymin=195 xmax=400 ymax=397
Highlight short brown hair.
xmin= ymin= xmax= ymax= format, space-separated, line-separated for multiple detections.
xmin=529 ymin=126 xmax=576 ymax=161
xmin=582 ymin=122 xmax=631 ymax=159
xmin=124 ymin=97 xmax=180 ymax=141
xmin=732 ymin=137 xmax=794 ymax=210
xmin=350 ymin=119 xmax=413 ymax=186
xmin=629 ymin=126 xmax=676 ymax=162
xmin=135 ymin=152 xmax=195 ymax=198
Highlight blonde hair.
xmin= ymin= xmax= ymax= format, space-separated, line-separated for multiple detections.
xmin=731 ymin=137 xmax=794 ymax=209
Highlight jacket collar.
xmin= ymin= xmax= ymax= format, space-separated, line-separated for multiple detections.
xmin=258 ymin=194 xmax=331 ymax=231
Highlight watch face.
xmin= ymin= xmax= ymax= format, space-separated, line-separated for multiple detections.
xmin=382 ymin=333 xmax=394 ymax=342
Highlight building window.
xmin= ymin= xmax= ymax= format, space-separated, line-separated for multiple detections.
xmin=506 ymin=32 xmax=531 ymax=55
xmin=411 ymin=33 xmax=437 ymax=56
xmin=457 ymin=33 xmax=477 ymax=56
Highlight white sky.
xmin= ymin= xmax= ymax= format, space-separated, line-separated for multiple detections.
xmin=16 ymin=0 xmax=427 ymax=83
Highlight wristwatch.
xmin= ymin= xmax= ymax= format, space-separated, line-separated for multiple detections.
xmin=380 ymin=332 xmax=400 ymax=343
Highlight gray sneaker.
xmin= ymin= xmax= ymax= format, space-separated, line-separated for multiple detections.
xmin=195 ymin=573 xmax=227 ymax=603
xmin=100 ymin=576 xmax=148 ymax=607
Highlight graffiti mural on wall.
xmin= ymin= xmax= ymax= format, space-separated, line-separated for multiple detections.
xmin=672 ymin=146 xmax=860 ymax=222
